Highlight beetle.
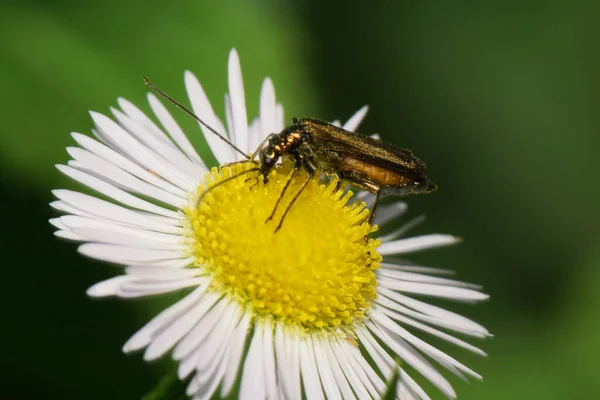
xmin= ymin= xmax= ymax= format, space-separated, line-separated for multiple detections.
xmin=144 ymin=78 xmax=437 ymax=231
xmin=256 ymin=117 xmax=437 ymax=229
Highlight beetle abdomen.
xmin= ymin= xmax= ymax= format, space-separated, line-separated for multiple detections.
xmin=342 ymin=157 xmax=410 ymax=186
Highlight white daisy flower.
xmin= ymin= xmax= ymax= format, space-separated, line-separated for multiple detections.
xmin=50 ymin=49 xmax=490 ymax=400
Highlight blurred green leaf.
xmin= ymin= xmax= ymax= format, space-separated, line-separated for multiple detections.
xmin=0 ymin=0 xmax=316 ymax=192
xmin=381 ymin=361 xmax=401 ymax=400
xmin=143 ymin=372 xmax=187 ymax=400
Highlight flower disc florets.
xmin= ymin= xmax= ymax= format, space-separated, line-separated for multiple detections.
xmin=184 ymin=162 xmax=381 ymax=330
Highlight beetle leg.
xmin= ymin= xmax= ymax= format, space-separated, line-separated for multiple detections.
xmin=221 ymin=159 xmax=259 ymax=169
xmin=368 ymin=189 xmax=382 ymax=225
xmin=266 ymin=167 xmax=299 ymax=222
xmin=196 ymin=167 xmax=261 ymax=207
xmin=275 ymin=173 xmax=312 ymax=232
xmin=250 ymin=135 xmax=272 ymax=159
xmin=336 ymin=172 xmax=381 ymax=225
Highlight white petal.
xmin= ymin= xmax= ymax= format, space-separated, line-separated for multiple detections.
xmin=119 ymin=277 xmax=205 ymax=298
xmin=144 ymin=292 xmax=221 ymax=361
xmin=374 ymin=202 xmax=408 ymax=226
xmin=184 ymin=71 xmax=235 ymax=163
xmin=274 ymin=324 xmax=292 ymax=400
xmin=374 ymin=300 xmax=487 ymax=355
xmin=71 ymin=133 xmax=187 ymax=197
xmin=228 ymin=49 xmax=250 ymax=154
xmin=328 ymin=341 xmax=370 ymax=399
xmin=123 ymin=283 xmax=209 ymax=352
xmin=356 ymin=328 xmax=393 ymax=378
xmin=54 ymin=230 xmax=87 ymax=241
xmin=378 ymin=215 xmax=426 ymax=243
xmin=260 ymin=77 xmax=276 ymax=139
xmin=299 ymin=337 xmax=325 ymax=400
xmin=377 ymin=268 xmax=482 ymax=289
xmin=275 ymin=325 xmax=302 ymax=400
xmin=380 ymin=263 xmax=455 ymax=275
xmin=336 ymin=341 xmax=381 ymax=398
xmin=87 ymin=275 xmax=134 ymax=297
xmin=275 ymin=103 xmax=285 ymax=131
xmin=342 ymin=105 xmax=369 ymax=132
xmin=261 ymin=319 xmax=278 ymax=400
xmin=60 ymin=215 xmax=184 ymax=245
xmin=347 ymin=344 xmax=385 ymax=395
xmin=248 ymin=117 xmax=262 ymax=154
xmin=356 ymin=327 xmax=430 ymax=400
xmin=371 ymin=308 xmax=482 ymax=380
xmin=173 ymin=298 xmax=231 ymax=362
xmin=125 ymin=266 xmax=198 ymax=279
xmin=57 ymin=165 xmax=180 ymax=219
xmin=126 ymin=257 xmax=196 ymax=269
xmin=91 ymin=112 xmax=196 ymax=192
xmin=367 ymin=320 xmax=456 ymax=398
xmin=321 ymin=340 xmax=356 ymax=400
xmin=147 ymin=93 xmax=205 ymax=165
xmin=191 ymin=363 xmax=226 ymax=400
xmin=53 ymin=190 xmax=183 ymax=234
xmin=331 ymin=120 xmax=341 ymax=127
xmin=117 ymin=97 xmax=176 ymax=147
xmin=196 ymin=304 xmax=241 ymax=375
xmin=71 ymin=228 xmax=187 ymax=251
xmin=224 ymin=93 xmax=236 ymax=150
xmin=221 ymin=312 xmax=252 ymax=397
xmin=111 ymin=108 xmax=203 ymax=182
xmin=240 ymin=324 xmax=267 ymax=400
xmin=312 ymin=339 xmax=342 ymax=400
xmin=378 ymin=277 xmax=490 ymax=302
xmin=379 ymin=234 xmax=462 ymax=255
xmin=50 ymin=200 xmax=95 ymax=218
xmin=78 ymin=243 xmax=186 ymax=265
xmin=67 ymin=147 xmax=186 ymax=208
xmin=49 ymin=218 xmax=67 ymax=230
xmin=377 ymin=286 xmax=490 ymax=336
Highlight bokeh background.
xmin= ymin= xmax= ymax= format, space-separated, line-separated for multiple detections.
xmin=1 ymin=1 xmax=599 ymax=399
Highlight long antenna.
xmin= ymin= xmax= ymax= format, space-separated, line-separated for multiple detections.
xmin=143 ymin=77 xmax=250 ymax=160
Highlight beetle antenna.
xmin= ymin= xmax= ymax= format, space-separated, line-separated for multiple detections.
xmin=143 ymin=77 xmax=251 ymax=160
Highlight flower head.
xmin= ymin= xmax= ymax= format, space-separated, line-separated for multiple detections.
xmin=51 ymin=49 xmax=490 ymax=399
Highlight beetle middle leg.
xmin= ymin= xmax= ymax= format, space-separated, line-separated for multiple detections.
xmin=265 ymin=167 xmax=299 ymax=223
xmin=336 ymin=172 xmax=382 ymax=225
xmin=274 ymin=173 xmax=312 ymax=232
xmin=196 ymin=167 xmax=260 ymax=207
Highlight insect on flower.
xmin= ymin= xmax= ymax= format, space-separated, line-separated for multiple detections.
xmin=51 ymin=50 xmax=489 ymax=400
xmin=144 ymin=78 xmax=437 ymax=231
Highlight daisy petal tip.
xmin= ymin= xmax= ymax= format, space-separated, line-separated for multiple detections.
xmin=48 ymin=218 xmax=61 ymax=227
xmin=86 ymin=284 xmax=111 ymax=298
xmin=183 ymin=69 xmax=195 ymax=80
xmin=51 ymin=189 xmax=65 ymax=198
xmin=229 ymin=47 xmax=240 ymax=61
xmin=146 ymin=91 xmax=157 ymax=103
xmin=116 ymin=97 xmax=129 ymax=108
xmin=77 ymin=243 xmax=93 ymax=258
xmin=55 ymin=164 xmax=68 ymax=173
xmin=142 ymin=347 xmax=163 ymax=362
xmin=122 ymin=337 xmax=149 ymax=354
xmin=262 ymin=76 xmax=274 ymax=88
xmin=65 ymin=146 xmax=79 ymax=157
xmin=88 ymin=110 xmax=101 ymax=120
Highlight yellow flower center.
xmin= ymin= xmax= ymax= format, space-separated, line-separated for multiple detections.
xmin=184 ymin=162 xmax=381 ymax=331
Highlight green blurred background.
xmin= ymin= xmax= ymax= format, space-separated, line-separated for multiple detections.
xmin=1 ymin=0 xmax=599 ymax=398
